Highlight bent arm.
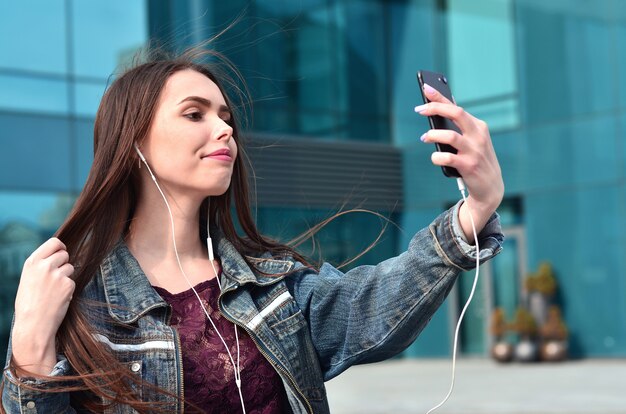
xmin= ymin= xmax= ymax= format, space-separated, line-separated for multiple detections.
xmin=3 ymin=323 xmax=76 ymax=414
xmin=287 ymin=201 xmax=503 ymax=381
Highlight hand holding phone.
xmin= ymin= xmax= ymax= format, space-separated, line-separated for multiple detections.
xmin=415 ymin=69 xmax=505 ymax=243
xmin=417 ymin=70 xmax=461 ymax=178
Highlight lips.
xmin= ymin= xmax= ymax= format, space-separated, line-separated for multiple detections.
xmin=203 ymin=148 xmax=232 ymax=162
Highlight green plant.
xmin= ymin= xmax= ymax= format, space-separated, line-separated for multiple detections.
xmin=490 ymin=308 xmax=508 ymax=339
xmin=540 ymin=306 xmax=568 ymax=341
xmin=525 ymin=262 xmax=557 ymax=296
xmin=511 ymin=307 xmax=537 ymax=338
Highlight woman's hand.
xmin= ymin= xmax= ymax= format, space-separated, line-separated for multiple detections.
xmin=11 ymin=237 xmax=75 ymax=376
xmin=415 ymin=83 xmax=504 ymax=240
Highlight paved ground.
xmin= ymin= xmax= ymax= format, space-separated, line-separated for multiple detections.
xmin=325 ymin=358 xmax=626 ymax=414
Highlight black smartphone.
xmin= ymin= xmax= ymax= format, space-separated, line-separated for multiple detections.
xmin=417 ymin=70 xmax=461 ymax=178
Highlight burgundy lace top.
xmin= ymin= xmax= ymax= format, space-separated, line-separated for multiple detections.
xmin=153 ymin=276 xmax=288 ymax=413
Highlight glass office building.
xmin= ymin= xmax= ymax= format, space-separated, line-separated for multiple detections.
xmin=1 ymin=0 xmax=625 ymax=360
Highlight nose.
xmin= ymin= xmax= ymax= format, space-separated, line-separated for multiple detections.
xmin=212 ymin=118 xmax=233 ymax=142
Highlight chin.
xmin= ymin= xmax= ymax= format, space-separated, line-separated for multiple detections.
xmin=205 ymin=184 xmax=230 ymax=197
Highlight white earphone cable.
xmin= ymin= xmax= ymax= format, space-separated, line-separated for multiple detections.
xmin=426 ymin=177 xmax=480 ymax=414
xmin=206 ymin=200 xmax=245 ymax=413
xmin=136 ymin=146 xmax=246 ymax=413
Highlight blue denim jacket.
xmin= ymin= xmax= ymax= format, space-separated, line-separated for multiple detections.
xmin=3 ymin=202 xmax=503 ymax=413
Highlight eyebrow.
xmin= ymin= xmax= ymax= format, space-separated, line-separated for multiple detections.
xmin=177 ymin=96 xmax=231 ymax=116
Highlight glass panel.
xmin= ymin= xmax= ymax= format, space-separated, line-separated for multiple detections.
xmin=459 ymin=198 xmax=524 ymax=354
xmin=516 ymin=0 xmax=616 ymax=124
xmin=446 ymin=0 xmax=520 ymax=131
xmin=0 ymin=75 xmax=68 ymax=115
xmin=334 ymin=0 xmax=389 ymax=141
xmin=389 ymin=1 xmax=437 ymax=146
xmin=563 ymin=15 xmax=614 ymax=116
xmin=0 ymin=0 xmax=67 ymax=74
xmin=466 ymin=97 xmax=519 ymax=133
xmin=0 ymin=191 xmax=74 ymax=359
xmin=71 ymin=0 xmax=147 ymax=78
xmin=458 ymin=272 xmax=488 ymax=355
xmin=526 ymin=186 xmax=626 ymax=356
xmin=0 ymin=112 xmax=72 ymax=191
xmin=75 ymin=119 xmax=95 ymax=188
xmin=296 ymin=112 xmax=336 ymax=137
xmin=497 ymin=198 xmax=523 ymax=227
xmin=74 ymin=81 xmax=107 ymax=117
xmin=199 ymin=0 xmax=389 ymax=141
xmin=252 ymin=1 xmax=336 ymax=137
xmin=491 ymin=236 xmax=521 ymax=342
xmin=618 ymin=23 xmax=626 ymax=109
xmin=256 ymin=207 xmax=398 ymax=269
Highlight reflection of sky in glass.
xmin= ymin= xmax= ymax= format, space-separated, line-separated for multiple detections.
xmin=0 ymin=192 xmax=61 ymax=227
xmin=75 ymin=81 xmax=107 ymax=117
xmin=0 ymin=75 xmax=68 ymax=115
xmin=72 ymin=1 xmax=147 ymax=78
xmin=0 ymin=0 xmax=67 ymax=74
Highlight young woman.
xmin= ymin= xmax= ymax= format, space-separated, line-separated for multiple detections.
xmin=2 ymin=48 xmax=504 ymax=413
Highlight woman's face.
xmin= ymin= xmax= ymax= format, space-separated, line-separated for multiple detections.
xmin=141 ymin=69 xmax=237 ymax=199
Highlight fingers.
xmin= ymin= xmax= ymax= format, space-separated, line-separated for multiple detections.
xmin=23 ymin=237 xmax=74 ymax=290
xmin=431 ymin=151 xmax=483 ymax=177
xmin=414 ymin=83 xmax=504 ymax=214
xmin=57 ymin=262 xmax=75 ymax=278
xmin=422 ymin=83 xmax=453 ymax=105
xmin=25 ymin=238 xmax=71 ymax=278
xmin=13 ymin=238 xmax=76 ymax=346
xmin=28 ymin=237 xmax=67 ymax=263
xmin=420 ymin=129 xmax=466 ymax=151
xmin=415 ymin=101 xmax=475 ymax=133
xmin=46 ymin=249 xmax=69 ymax=269
xmin=426 ymin=129 xmax=493 ymax=174
xmin=415 ymin=84 xmax=482 ymax=133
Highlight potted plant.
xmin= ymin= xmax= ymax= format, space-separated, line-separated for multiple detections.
xmin=511 ymin=307 xmax=538 ymax=362
xmin=539 ymin=305 xmax=568 ymax=361
xmin=525 ymin=262 xmax=557 ymax=326
xmin=489 ymin=308 xmax=513 ymax=362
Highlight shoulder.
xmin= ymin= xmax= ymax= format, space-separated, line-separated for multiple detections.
xmin=242 ymin=252 xmax=306 ymax=281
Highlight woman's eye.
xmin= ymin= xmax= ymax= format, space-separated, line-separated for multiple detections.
xmin=184 ymin=111 xmax=203 ymax=121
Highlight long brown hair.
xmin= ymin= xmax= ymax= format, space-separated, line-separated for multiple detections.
xmin=3 ymin=46 xmax=314 ymax=413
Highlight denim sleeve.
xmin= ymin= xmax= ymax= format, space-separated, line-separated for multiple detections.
xmin=2 ymin=322 xmax=76 ymax=413
xmin=286 ymin=202 xmax=503 ymax=381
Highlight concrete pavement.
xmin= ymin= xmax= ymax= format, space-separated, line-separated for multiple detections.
xmin=325 ymin=358 xmax=626 ymax=413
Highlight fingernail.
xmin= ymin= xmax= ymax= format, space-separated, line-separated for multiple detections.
xmin=414 ymin=104 xmax=427 ymax=113
xmin=420 ymin=133 xmax=427 ymax=142
xmin=423 ymin=83 xmax=437 ymax=96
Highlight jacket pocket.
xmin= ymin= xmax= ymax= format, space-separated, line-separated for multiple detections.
xmin=266 ymin=300 xmax=327 ymax=402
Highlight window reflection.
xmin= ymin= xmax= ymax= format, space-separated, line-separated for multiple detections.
xmin=257 ymin=207 xmax=398 ymax=269
xmin=0 ymin=192 xmax=74 ymax=358
xmin=71 ymin=0 xmax=147 ymax=78
xmin=237 ymin=1 xmax=389 ymax=141
xmin=0 ymin=74 xmax=68 ymax=115
xmin=446 ymin=0 xmax=520 ymax=131
xmin=0 ymin=0 xmax=67 ymax=74
xmin=335 ymin=1 xmax=388 ymax=140
xmin=250 ymin=1 xmax=337 ymax=138
xmin=75 ymin=81 xmax=107 ymax=117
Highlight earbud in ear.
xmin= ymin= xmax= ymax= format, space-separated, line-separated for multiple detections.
xmin=134 ymin=144 xmax=157 ymax=183
xmin=134 ymin=144 xmax=146 ymax=162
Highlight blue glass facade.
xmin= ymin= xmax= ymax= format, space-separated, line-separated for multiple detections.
xmin=1 ymin=0 xmax=625 ymax=359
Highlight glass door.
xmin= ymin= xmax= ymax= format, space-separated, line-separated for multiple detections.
xmin=454 ymin=225 xmax=526 ymax=355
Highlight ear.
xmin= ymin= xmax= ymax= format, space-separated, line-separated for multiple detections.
xmin=134 ymin=144 xmax=146 ymax=162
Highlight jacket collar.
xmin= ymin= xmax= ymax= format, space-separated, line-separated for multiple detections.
xmin=99 ymin=234 xmax=294 ymax=323
xmin=99 ymin=241 xmax=166 ymax=324
xmin=215 ymin=230 xmax=295 ymax=287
